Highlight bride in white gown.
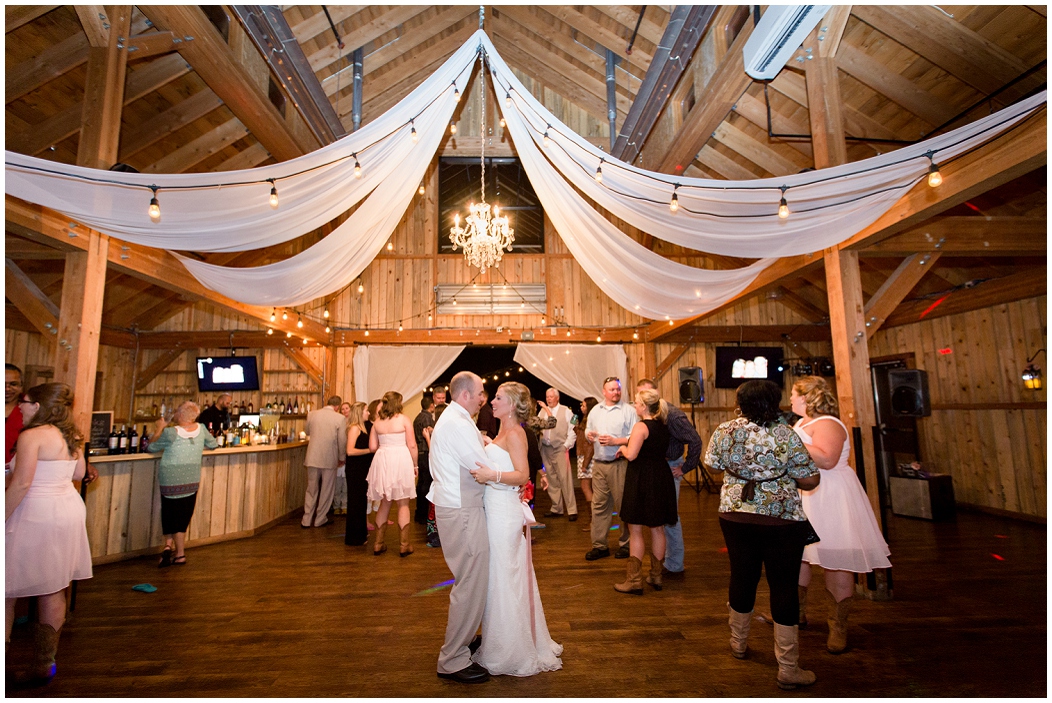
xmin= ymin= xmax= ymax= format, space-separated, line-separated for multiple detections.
xmin=469 ymin=382 xmax=562 ymax=677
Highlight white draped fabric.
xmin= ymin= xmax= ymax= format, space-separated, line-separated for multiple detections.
xmin=4 ymin=29 xmax=1045 ymax=317
xmin=352 ymin=345 xmax=465 ymax=405
xmin=513 ymin=344 xmax=627 ymax=403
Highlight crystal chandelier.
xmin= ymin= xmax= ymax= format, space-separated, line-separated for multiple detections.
xmin=449 ymin=50 xmax=514 ymax=273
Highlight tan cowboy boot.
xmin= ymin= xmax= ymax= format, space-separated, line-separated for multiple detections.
xmin=728 ymin=606 xmax=752 ymax=659
xmin=373 ymin=521 xmax=388 ymax=555
xmin=645 ymin=554 xmax=663 ymax=591
xmin=399 ymin=523 xmax=414 ymax=557
xmin=613 ymin=557 xmax=644 ymax=595
xmin=774 ymin=623 xmax=816 ymax=690
xmin=827 ymin=594 xmax=852 ymax=653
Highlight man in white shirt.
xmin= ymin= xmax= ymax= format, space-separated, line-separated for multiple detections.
xmin=302 ymin=396 xmax=348 ymax=528
xmin=538 ymin=388 xmax=578 ymax=521
xmin=584 ymin=377 xmax=637 ymax=561
xmin=427 ymin=371 xmax=492 ymax=684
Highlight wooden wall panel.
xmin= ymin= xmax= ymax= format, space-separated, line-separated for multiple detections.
xmin=869 ymin=295 xmax=1046 ymax=518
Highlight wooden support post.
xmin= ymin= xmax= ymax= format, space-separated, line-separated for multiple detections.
xmin=655 ymin=342 xmax=691 ymax=383
xmin=54 ymin=231 xmax=108 ymax=440
xmin=643 ymin=343 xmax=657 ymax=382
xmin=76 ymin=5 xmax=131 ymax=169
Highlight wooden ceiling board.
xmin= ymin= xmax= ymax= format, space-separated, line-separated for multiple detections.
xmin=978 ymin=8 xmax=1047 ymax=64
xmin=4 ymin=5 xmax=80 ymax=64
xmin=591 ymin=5 xmax=670 ymax=48
xmin=212 ymin=140 xmax=271 ymax=172
xmin=129 ymin=103 xmax=238 ymax=172
xmin=306 ymin=5 xmax=426 ymax=73
xmin=541 ymin=6 xmax=656 ymax=70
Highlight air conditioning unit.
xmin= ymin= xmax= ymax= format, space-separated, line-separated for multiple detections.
xmin=742 ymin=5 xmax=831 ymax=81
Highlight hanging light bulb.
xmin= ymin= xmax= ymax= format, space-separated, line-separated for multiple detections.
xmin=596 ymin=333 xmax=602 ymax=342
xmin=386 ymin=241 xmax=393 ymax=252
xmin=566 ymin=329 xmax=571 ymax=337
xmin=505 ymin=371 xmax=510 ymax=377
xmin=670 ymin=184 xmax=680 ymax=213
xmin=452 ymin=297 xmax=457 ymax=306
xmin=364 ymin=330 xmax=369 ymax=337
xmin=428 ymin=312 xmax=432 ymax=322
xmin=410 ymin=122 xmax=418 ymax=143
xmin=282 ymin=310 xmax=288 ymax=321
xmin=325 ymin=325 xmax=330 ymax=333
xmin=297 ymin=316 xmax=303 ymax=329
xmin=268 ymin=179 xmax=279 ymax=209
xmin=267 ymin=328 xmax=274 ymax=335
xmin=398 ymin=321 xmax=403 ymax=332
xmin=286 ymin=331 xmax=292 ymax=338
xmin=499 ymin=116 xmax=506 ymax=128
xmin=541 ymin=316 xmax=546 ymax=325
xmin=925 ymin=151 xmax=943 ymax=187
xmin=778 ymin=185 xmax=790 ymax=219
xmin=418 ymin=182 xmax=426 ymax=196
xmin=270 ymin=309 xmax=276 ymax=322
xmin=353 ymin=155 xmax=362 ymax=179
xmin=595 ymin=158 xmax=604 ymax=182
xmin=323 ymin=308 xmax=329 ymax=319
xmin=453 ymin=84 xmax=460 ymax=102
xmin=302 ymin=337 xmax=308 ymax=345
xmin=505 ymin=91 xmax=511 ymax=107
xmin=543 ymin=125 xmax=551 ymax=147
xmin=633 ymin=330 xmax=639 ymax=340
xmin=357 ymin=280 xmax=364 ymax=294
xmin=518 ymin=366 xmax=523 ymax=372
xmin=147 ymin=186 xmax=161 ymax=223
xmin=450 ymin=120 xmax=457 ymax=135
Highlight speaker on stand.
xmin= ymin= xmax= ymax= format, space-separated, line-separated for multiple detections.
xmin=677 ymin=367 xmax=717 ymax=494
xmin=888 ymin=369 xmax=931 ymax=417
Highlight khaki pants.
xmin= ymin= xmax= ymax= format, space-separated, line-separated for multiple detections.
xmin=541 ymin=443 xmax=576 ymax=516
xmin=590 ymin=458 xmax=628 ymax=549
xmin=435 ymin=505 xmax=489 ymax=674
xmin=302 ymin=465 xmax=337 ymax=527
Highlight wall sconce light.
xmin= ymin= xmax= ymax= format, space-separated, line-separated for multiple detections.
xmin=1023 ymin=349 xmax=1045 ymax=390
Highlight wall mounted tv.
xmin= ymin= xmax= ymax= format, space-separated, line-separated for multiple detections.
xmin=714 ymin=346 xmax=784 ymax=389
xmin=196 ymin=356 xmax=260 ymax=392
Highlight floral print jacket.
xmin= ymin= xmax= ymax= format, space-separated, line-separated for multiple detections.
xmin=704 ymin=417 xmax=818 ymax=521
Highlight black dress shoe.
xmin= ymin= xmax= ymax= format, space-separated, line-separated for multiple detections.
xmin=544 ymin=511 xmax=564 ymax=518
xmin=585 ymin=547 xmax=611 ymax=561
xmin=568 ymin=513 xmax=578 ymax=522
xmin=662 ymin=567 xmax=686 ymax=580
xmin=615 ymin=544 xmax=631 ymax=559
xmin=437 ymin=662 xmax=490 ymax=683
xmin=468 ymin=634 xmax=482 ymax=654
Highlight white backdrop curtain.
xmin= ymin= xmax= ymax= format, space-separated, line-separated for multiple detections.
xmin=513 ymin=344 xmax=627 ymax=403
xmin=352 ymin=345 xmax=465 ymax=405
xmin=4 ymin=29 xmax=1045 ymax=317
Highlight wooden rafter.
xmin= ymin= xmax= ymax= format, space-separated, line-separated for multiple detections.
xmin=862 ymin=217 xmax=1048 ymax=256
xmin=541 ymin=6 xmax=654 ymax=69
xmin=142 ymin=117 xmax=249 ymax=174
xmin=281 ymin=345 xmax=324 ymax=388
xmin=863 ymin=253 xmax=942 ymax=337
xmin=5 ymin=258 xmax=60 ymax=338
xmin=134 ymin=348 xmax=185 ymax=391
xmin=6 ymin=6 xmax=58 ymax=34
xmin=654 ymin=342 xmax=691 ymax=382
xmin=883 ymin=268 xmax=1046 ymax=328
xmin=306 ymin=6 xmax=426 ymax=72
xmin=119 ymin=87 xmax=223 ymax=160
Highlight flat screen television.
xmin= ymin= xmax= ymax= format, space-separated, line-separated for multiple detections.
xmin=196 ymin=356 xmax=260 ymax=392
xmin=714 ymin=346 xmax=784 ymax=389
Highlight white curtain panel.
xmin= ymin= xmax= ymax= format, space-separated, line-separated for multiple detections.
xmin=352 ymin=345 xmax=465 ymax=405
xmin=3 ymin=33 xmax=481 ymax=252
xmin=514 ymin=344 xmax=627 ymax=403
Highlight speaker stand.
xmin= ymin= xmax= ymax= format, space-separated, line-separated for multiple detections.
xmin=682 ymin=401 xmax=718 ymax=495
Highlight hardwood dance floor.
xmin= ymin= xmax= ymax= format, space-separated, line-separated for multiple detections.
xmin=8 ymin=488 xmax=1046 ymax=697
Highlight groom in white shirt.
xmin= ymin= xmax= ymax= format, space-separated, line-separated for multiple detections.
xmin=428 ymin=371 xmax=493 ymax=684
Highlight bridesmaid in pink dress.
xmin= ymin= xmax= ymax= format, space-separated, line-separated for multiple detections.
xmin=5 ymin=383 xmax=92 ymax=685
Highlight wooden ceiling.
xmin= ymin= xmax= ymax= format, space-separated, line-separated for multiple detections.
xmin=4 ymin=5 xmax=1047 ymax=342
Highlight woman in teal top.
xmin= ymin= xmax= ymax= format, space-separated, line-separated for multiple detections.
xmin=148 ymin=401 xmax=217 ymax=567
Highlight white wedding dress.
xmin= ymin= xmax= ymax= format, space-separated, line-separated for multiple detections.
xmin=471 ymin=442 xmax=563 ymax=676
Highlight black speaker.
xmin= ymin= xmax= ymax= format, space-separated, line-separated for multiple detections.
xmin=888 ymin=369 xmax=931 ymax=417
xmin=678 ymin=367 xmax=704 ymax=404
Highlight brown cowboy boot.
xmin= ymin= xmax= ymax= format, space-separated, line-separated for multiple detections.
xmin=613 ymin=557 xmax=644 ymax=595
xmin=827 ymin=594 xmax=852 ymax=653
xmin=399 ymin=523 xmax=414 ymax=557
xmin=774 ymin=623 xmax=816 ymax=690
xmin=373 ymin=521 xmax=388 ymax=555
xmin=10 ymin=623 xmax=60 ymax=686
xmin=645 ymin=554 xmax=663 ymax=591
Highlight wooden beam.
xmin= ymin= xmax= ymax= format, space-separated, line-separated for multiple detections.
xmin=6 ymin=6 xmax=57 ymax=33
xmin=119 ymin=87 xmax=223 ymax=160
xmin=804 ymin=56 xmax=847 ymax=169
xmin=140 ymin=5 xmax=304 ymax=161
xmin=861 ymin=217 xmax=1048 ymax=256
xmin=863 ymin=253 xmax=942 ymax=337
xmin=656 ymin=323 xmax=832 ymax=345
xmin=124 ymin=30 xmax=179 ymax=60
xmin=654 ymin=342 xmax=691 ymax=382
xmin=5 ymin=197 xmax=331 ymax=343
xmin=54 ymin=230 xmax=109 ymax=441
xmin=775 ymin=287 xmax=829 ymax=323
xmin=280 ymin=346 xmax=324 ymax=388
xmin=75 ymin=5 xmax=110 ymax=47
xmin=129 ymin=330 xmax=315 ymax=349
xmin=76 ymin=5 xmax=131 ymax=169
xmin=13 ymin=52 xmax=191 ymax=156
xmin=883 ymin=268 xmax=1046 ymax=328
xmin=695 ymin=144 xmax=758 ymax=180
xmin=712 ymin=120 xmax=806 ymax=175
xmin=770 ymin=69 xmax=906 ymax=142
xmin=142 ymin=117 xmax=249 ymax=174
xmin=655 ymin=16 xmax=755 ymax=174
xmin=816 ymin=5 xmax=851 ymax=58
xmin=592 ymin=5 xmax=669 ymax=47
xmin=5 ymin=258 xmax=60 ymax=337
xmin=835 ymin=43 xmax=956 ymax=127
xmin=7 ymin=30 xmax=89 ymax=104
xmin=212 ymin=141 xmax=270 ymax=172
xmin=134 ymin=348 xmax=185 ymax=391
xmin=305 ymin=5 xmax=426 ymax=71
xmin=541 ymin=7 xmax=654 ymax=68
xmin=287 ymin=5 xmax=364 ymax=44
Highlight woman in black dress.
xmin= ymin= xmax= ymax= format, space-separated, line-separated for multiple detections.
xmin=344 ymin=402 xmax=374 ymax=546
xmin=613 ymin=388 xmax=677 ymax=595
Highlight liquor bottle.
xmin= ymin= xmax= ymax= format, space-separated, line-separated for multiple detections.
xmin=279 ymin=398 xmax=286 ymax=413
xmin=293 ymin=397 xmax=300 ymax=414
xmin=160 ymin=399 xmax=167 ymax=421
xmin=108 ymin=426 xmax=119 ymax=455
xmin=240 ymin=399 xmax=246 ymax=414
xmin=231 ymin=401 xmax=240 ymax=421
xmin=247 ymin=401 xmax=254 ymax=413
xmin=151 ymin=401 xmax=159 ymax=416
xmin=128 ymin=425 xmax=139 ymax=452
xmin=225 ymin=424 xmax=235 ymax=446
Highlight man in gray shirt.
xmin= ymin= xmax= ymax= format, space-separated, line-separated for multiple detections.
xmin=302 ymin=395 xmax=348 ymax=528
xmin=584 ymin=377 xmax=637 ymax=561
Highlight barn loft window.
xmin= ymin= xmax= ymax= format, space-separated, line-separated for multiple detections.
xmin=438 ymin=157 xmax=544 ymax=255
xmin=268 ymin=76 xmax=286 ymax=118
xmin=201 ymin=5 xmax=230 ymax=42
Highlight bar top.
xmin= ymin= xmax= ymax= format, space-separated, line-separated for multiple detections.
xmin=88 ymin=440 xmax=308 ymax=464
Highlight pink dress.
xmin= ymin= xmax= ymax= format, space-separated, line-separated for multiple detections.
xmin=366 ymin=431 xmax=415 ymax=501
xmin=6 ymin=458 xmax=93 ymax=597
xmin=794 ymin=416 xmax=891 ymax=573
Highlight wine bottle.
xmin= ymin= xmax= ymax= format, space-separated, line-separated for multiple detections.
xmin=231 ymin=401 xmax=240 ymax=421
xmin=240 ymin=399 xmax=246 ymax=413
xmin=247 ymin=401 xmax=254 ymax=413
xmin=140 ymin=425 xmax=150 ymax=453
xmin=117 ymin=425 xmax=128 ymax=454
xmin=108 ymin=426 xmax=119 ymax=455
xmin=128 ymin=425 xmax=139 ymax=452
xmin=293 ymin=397 xmax=300 ymax=414
xmin=151 ymin=401 xmax=159 ymax=416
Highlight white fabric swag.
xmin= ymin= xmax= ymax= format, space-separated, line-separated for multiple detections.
xmin=352 ymin=345 xmax=465 ymax=406
xmin=4 ymin=29 xmax=1046 ymax=316
xmin=513 ymin=344 xmax=628 ymax=404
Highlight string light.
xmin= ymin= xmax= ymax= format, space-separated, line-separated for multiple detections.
xmin=386 ymin=241 xmax=394 ymax=251
xmin=453 ymin=84 xmax=460 ymax=102
xmin=566 ymin=329 xmax=571 ymax=337
xmin=323 ymin=308 xmax=329 ymax=319
xmin=302 ymin=337 xmax=308 ymax=345
xmin=505 ymin=91 xmax=511 ymax=107
xmin=325 ymin=325 xmax=330 ymax=333
xmin=452 ymin=297 xmax=457 ymax=306
xmin=541 ymin=316 xmax=546 ymax=325
xmin=633 ymin=331 xmax=639 ymax=339
xmin=595 ymin=158 xmax=604 ymax=182
xmin=925 ymin=151 xmax=943 ymax=187
xmin=450 ymin=120 xmax=457 ymax=135
xmin=353 ymin=155 xmax=362 ymax=179
xmin=428 ymin=312 xmax=432 ymax=322
xmin=410 ymin=121 xmax=418 ymax=143
xmin=286 ymin=331 xmax=292 ymax=338
xmin=596 ymin=333 xmax=602 ymax=342
xmin=499 ymin=117 xmax=506 ymax=128
xmin=543 ymin=125 xmax=551 ymax=147
xmin=418 ymin=182 xmax=426 ymax=196
xmin=282 ymin=311 xmax=288 ymax=320
xmin=398 ymin=321 xmax=403 ymax=332
xmin=669 ymin=184 xmax=680 ymax=213
xmin=267 ymin=328 xmax=273 ymax=335
xmin=364 ymin=330 xmax=369 ymax=336
xmin=778 ymin=185 xmax=790 ymax=219
xmin=267 ymin=179 xmax=279 ymax=209
xmin=357 ymin=280 xmax=364 ymax=294
xmin=297 ymin=315 xmax=303 ymax=328
xmin=270 ymin=309 xmax=276 ymax=322
xmin=147 ymin=186 xmax=160 ymax=222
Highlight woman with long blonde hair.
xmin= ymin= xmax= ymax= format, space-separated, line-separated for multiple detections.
xmin=344 ymin=402 xmax=373 ymax=546
xmin=790 ymin=376 xmax=891 ymax=654
xmin=367 ymin=392 xmax=418 ymax=556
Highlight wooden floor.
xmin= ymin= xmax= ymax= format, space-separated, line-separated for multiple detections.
xmin=7 ymin=487 xmax=1046 ymax=697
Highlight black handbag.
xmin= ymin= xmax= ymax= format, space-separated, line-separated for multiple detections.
xmin=800 ymin=519 xmax=821 ymax=545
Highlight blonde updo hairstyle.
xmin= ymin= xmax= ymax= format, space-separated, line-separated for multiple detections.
xmin=635 ymin=388 xmax=668 ymax=422
xmin=498 ymin=382 xmax=533 ymax=424
xmin=378 ymin=391 xmax=403 ymax=419
xmin=793 ymin=376 xmax=840 ymax=418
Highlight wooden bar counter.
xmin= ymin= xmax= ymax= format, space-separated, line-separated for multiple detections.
xmin=84 ymin=441 xmax=308 ymax=564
